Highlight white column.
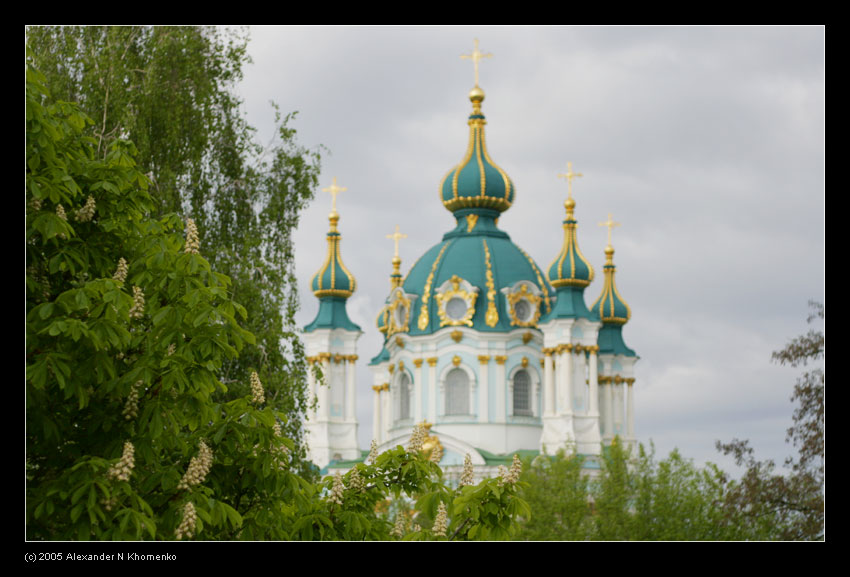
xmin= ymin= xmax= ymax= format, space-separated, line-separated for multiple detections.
xmin=345 ymin=355 xmax=356 ymax=421
xmin=382 ymin=383 xmax=391 ymax=440
xmin=614 ymin=378 xmax=624 ymax=434
xmin=372 ymin=386 xmax=381 ymax=442
xmin=318 ymin=355 xmax=330 ymax=420
xmin=414 ymin=360 xmax=423 ymax=422
xmin=494 ymin=356 xmax=507 ymax=423
xmin=543 ymin=350 xmax=554 ymax=417
xmin=588 ymin=347 xmax=599 ymax=417
xmin=604 ymin=379 xmax=613 ymax=438
xmin=626 ymin=379 xmax=635 ymax=440
xmin=572 ymin=347 xmax=585 ymax=413
xmin=478 ymin=356 xmax=490 ymax=422
xmin=562 ymin=346 xmax=573 ymax=416
xmin=427 ymin=358 xmax=437 ymax=422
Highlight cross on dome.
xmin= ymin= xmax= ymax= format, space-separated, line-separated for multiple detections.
xmin=461 ymin=38 xmax=492 ymax=87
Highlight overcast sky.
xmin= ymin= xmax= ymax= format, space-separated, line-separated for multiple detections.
xmin=238 ymin=26 xmax=824 ymax=472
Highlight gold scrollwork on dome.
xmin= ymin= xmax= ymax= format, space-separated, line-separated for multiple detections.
xmin=467 ymin=214 xmax=479 ymax=232
xmin=417 ymin=242 xmax=452 ymax=331
xmin=435 ymin=275 xmax=479 ymax=328
xmin=482 ymin=239 xmax=499 ymax=327
xmin=388 ymin=287 xmax=413 ymax=336
xmin=502 ymin=282 xmax=542 ymax=328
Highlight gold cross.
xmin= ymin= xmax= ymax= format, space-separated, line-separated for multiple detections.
xmin=557 ymin=161 xmax=583 ymax=201
xmin=598 ymin=213 xmax=621 ymax=246
xmin=461 ymin=38 xmax=492 ymax=87
xmin=386 ymin=224 xmax=407 ymax=258
xmin=322 ymin=177 xmax=347 ymax=213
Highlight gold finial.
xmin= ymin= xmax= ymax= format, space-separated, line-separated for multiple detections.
xmin=557 ymin=162 xmax=583 ymax=203
xmin=599 ymin=213 xmax=621 ymax=247
xmin=322 ymin=177 xmax=347 ymax=216
xmin=461 ymin=38 xmax=492 ymax=88
xmin=386 ymin=224 xmax=407 ymax=259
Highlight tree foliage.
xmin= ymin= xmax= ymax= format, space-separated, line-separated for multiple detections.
xmin=716 ymin=301 xmax=824 ymax=541
xmin=26 ymin=46 xmax=527 ymax=542
xmin=26 ymin=26 xmax=320 ymax=468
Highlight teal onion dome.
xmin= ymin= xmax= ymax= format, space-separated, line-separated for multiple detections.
xmin=591 ymin=244 xmax=635 ymax=357
xmin=547 ymin=198 xmax=594 ymax=288
xmin=591 ymin=245 xmax=631 ymax=325
xmin=310 ymin=213 xmax=357 ymax=299
xmin=440 ymin=89 xmax=515 ymax=215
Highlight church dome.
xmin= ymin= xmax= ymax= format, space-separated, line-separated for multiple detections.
xmin=439 ymin=89 xmax=515 ymax=215
xmin=401 ymin=211 xmax=553 ymax=335
xmin=547 ymin=198 xmax=594 ymax=288
xmin=310 ymin=212 xmax=357 ymax=299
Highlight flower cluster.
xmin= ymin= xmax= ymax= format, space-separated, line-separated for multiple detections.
xmin=177 ymin=440 xmax=214 ymax=490
xmin=75 ymin=195 xmax=96 ymax=222
xmin=250 ymin=371 xmax=265 ymax=405
xmin=271 ymin=422 xmax=289 ymax=471
xmin=56 ymin=204 xmax=67 ymax=221
xmin=432 ymin=502 xmax=448 ymax=537
xmin=460 ymin=454 xmax=474 ymax=487
xmin=347 ymin=466 xmax=365 ymax=493
xmin=29 ymin=197 xmax=42 ymax=212
xmin=166 ymin=343 xmax=176 ymax=356
xmin=122 ymin=381 xmax=142 ymax=420
xmin=328 ymin=472 xmax=344 ymax=506
xmin=498 ymin=454 xmax=523 ymax=487
xmin=175 ymin=502 xmax=198 ymax=540
xmin=368 ymin=439 xmax=379 ymax=465
xmin=128 ymin=286 xmax=145 ymax=319
xmin=407 ymin=424 xmax=426 ymax=453
xmin=430 ymin=444 xmax=443 ymax=464
xmin=184 ymin=218 xmax=200 ymax=255
xmin=113 ymin=258 xmax=129 ymax=285
xmin=107 ymin=441 xmax=135 ymax=482
xmin=391 ymin=514 xmax=407 ymax=538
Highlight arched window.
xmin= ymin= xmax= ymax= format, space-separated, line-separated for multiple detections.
xmin=513 ymin=369 xmax=532 ymax=416
xmin=445 ymin=368 xmax=469 ymax=415
xmin=398 ymin=373 xmax=411 ymax=421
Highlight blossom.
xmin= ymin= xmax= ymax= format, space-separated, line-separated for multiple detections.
xmin=250 ymin=371 xmax=265 ymax=405
xmin=122 ymin=380 xmax=142 ymax=420
xmin=498 ymin=454 xmax=522 ymax=487
xmin=430 ymin=444 xmax=443 ymax=464
xmin=432 ymin=502 xmax=448 ymax=537
xmin=107 ymin=441 xmax=135 ymax=482
xmin=328 ymin=472 xmax=344 ymax=506
xmin=75 ymin=195 xmax=96 ymax=222
xmin=113 ymin=258 xmax=129 ymax=285
xmin=459 ymin=453 xmax=474 ymax=487
xmin=166 ymin=343 xmax=176 ymax=356
xmin=128 ymin=286 xmax=145 ymax=319
xmin=391 ymin=515 xmax=407 ymax=538
xmin=407 ymin=424 xmax=425 ymax=453
xmin=348 ymin=466 xmax=365 ymax=493
xmin=175 ymin=502 xmax=198 ymax=540
xmin=184 ymin=218 xmax=200 ymax=255
xmin=368 ymin=439 xmax=379 ymax=465
xmin=29 ymin=197 xmax=42 ymax=212
xmin=177 ymin=440 xmax=214 ymax=490
xmin=56 ymin=204 xmax=67 ymax=221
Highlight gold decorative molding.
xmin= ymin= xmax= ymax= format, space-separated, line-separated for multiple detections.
xmin=333 ymin=353 xmax=343 ymax=364
xmin=539 ymin=359 xmax=545 ymax=368
xmin=388 ymin=289 xmax=412 ymax=336
xmin=518 ymin=247 xmax=551 ymax=314
xmin=381 ymin=383 xmax=390 ymax=392
xmin=418 ymin=242 xmax=451 ymax=331
xmin=452 ymin=355 xmax=462 ymax=367
xmin=478 ymin=355 xmax=491 ymax=364
xmin=398 ymin=360 xmax=405 ymax=371
xmin=573 ymin=344 xmax=584 ymax=354
xmin=505 ymin=283 xmax=542 ymax=327
xmin=436 ymin=275 xmax=478 ymax=328
xmin=346 ymin=354 xmax=359 ymax=362
xmin=317 ymin=352 xmax=332 ymax=362
xmin=494 ymin=355 xmax=507 ymax=365
xmin=372 ymin=385 xmax=382 ymax=393
xmin=614 ymin=375 xmax=624 ymax=384
xmin=466 ymin=214 xmax=478 ymax=232
xmin=542 ymin=348 xmax=554 ymax=357
xmin=395 ymin=336 xmax=406 ymax=348
xmin=427 ymin=357 xmax=438 ymax=367
xmin=522 ymin=332 xmax=534 ymax=344
xmin=450 ymin=330 xmax=464 ymax=343
xmin=413 ymin=358 xmax=424 ymax=368
xmin=482 ymin=239 xmax=499 ymax=327
xmin=521 ymin=356 xmax=529 ymax=368
xmin=388 ymin=363 xmax=395 ymax=374
xmin=625 ymin=378 xmax=635 ymax=386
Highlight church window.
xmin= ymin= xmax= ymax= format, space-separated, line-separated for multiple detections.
xmin=398 ymin=373 xmax=411 ymax=420
xmin=446 ymin=297 xmax=469 ymax=321
xmin=514 ymin=299 xmax=532 ymax=323
xmin=445 ymin=368 xmax=469 ymax=415
xmin=513 ymin=370 xmax=532 ymax=416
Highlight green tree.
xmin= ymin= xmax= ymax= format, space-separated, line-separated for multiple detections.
xmin=26 ymin=50 xmax=527 ymax=542
xmin=716 ymin=302 xmax=825 ymax=541
xmin=26 ymin=26 xmax=320 ymax=469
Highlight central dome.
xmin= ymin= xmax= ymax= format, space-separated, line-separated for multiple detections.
xmin=401 ymin=211 xmax=553 ymax=335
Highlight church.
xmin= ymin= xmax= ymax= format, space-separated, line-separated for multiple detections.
xmin=300 ymin=41 xmax=638 ymax=479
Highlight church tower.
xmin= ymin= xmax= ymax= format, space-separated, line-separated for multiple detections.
xmin=303 ymin=178 xmax=362 ymax=467
xmin=539 ymin=166 xmax=603 ymax=456
xmin=591 ymin=214 xmax=638 ymax=450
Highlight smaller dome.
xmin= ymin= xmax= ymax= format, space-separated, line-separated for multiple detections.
xmin=311 ymin=213 xmax=357 ymax=299
xmin=591 ymin=245 xmax=631 ymax=325
xmin=440 ymin=90 xmax=515 ymax=215
xmin=547 ymin=198 xmax=594 ymax=288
